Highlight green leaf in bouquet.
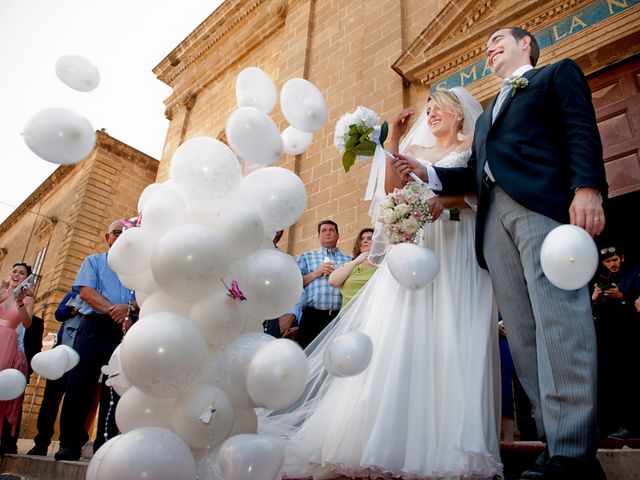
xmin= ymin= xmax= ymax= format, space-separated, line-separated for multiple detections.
xmin=448 ymin=208 xmax=461 ymax=221
xmin=359 ymin=127 xmax=373 ymax=143
xmin=352 ymin=139 xmax=376 ymax=156
xmin=379 ymin=121 xmax=389 ymax=148
xmin=348 ymin=124 xmax=360 ymax=136
xmin=345 ymin=133 xmax=359 ymax=150
xmin=342 ymin=150 xmax=357 ymax=172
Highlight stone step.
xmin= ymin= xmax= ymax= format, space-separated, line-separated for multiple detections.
xmin=3 ymin=442 xmax=639 ymax=479
xmin=0 ymin=455 xmax=87 ymax=480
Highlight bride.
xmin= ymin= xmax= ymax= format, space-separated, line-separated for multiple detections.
xmin=260 ymin=87 xmax=501 ymax=479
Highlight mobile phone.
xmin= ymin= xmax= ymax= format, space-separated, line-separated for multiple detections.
xmin=12 ymin=273 xmax=37 ymax=299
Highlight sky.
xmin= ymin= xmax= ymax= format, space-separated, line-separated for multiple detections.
xmin=0 ymin=0 xmax=223 ymax=223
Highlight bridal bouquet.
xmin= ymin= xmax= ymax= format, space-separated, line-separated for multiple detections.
xmin=334 ymin=106 xmax=388 ymax=173
xmin=379 ymin=182 xmax=434 ymax=244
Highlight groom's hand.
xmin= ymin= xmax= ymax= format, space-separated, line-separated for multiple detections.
xmin=569 ymin=187 xmax=605 ymax=237
xmin=391 ymin=153 xmax=427 ymax=182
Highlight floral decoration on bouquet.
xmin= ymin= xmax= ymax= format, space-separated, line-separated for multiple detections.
xmin=334 ymin=106 xmax=388 ymax=173
xmin=379 ymin=182 xmax=434 ymax=244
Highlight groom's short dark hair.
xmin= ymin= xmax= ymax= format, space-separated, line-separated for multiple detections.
xmin=510 ymin=27 xmax=540 ymax=67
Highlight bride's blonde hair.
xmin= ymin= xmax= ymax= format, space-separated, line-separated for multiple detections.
xmin=427 ymin=90 xmax=464 ymax=130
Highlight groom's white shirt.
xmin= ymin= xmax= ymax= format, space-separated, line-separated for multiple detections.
xmin=426 ymin=63 xmax=533 ymax=190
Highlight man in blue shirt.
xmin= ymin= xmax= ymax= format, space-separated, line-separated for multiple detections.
xmin=27 ymin=288 xmax=84 ymax=456
xmin=55 ymin=220 xmax=137 ymax=461
xmin=294 ymin=220 xmax=351 ymax=348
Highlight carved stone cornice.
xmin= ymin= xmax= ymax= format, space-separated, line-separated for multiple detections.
xmin=393 ymin=0 xmax=594 ymax=86
xmin=154 ymin=0 xmax=288 ymax=112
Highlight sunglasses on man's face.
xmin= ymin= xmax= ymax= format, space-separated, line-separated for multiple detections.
xmin=600 ymin=247 xmax=616 ymax=255
xmin=109 ymin=230 xmax=123 ymax=237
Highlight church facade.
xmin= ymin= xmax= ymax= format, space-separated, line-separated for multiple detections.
xmin=154 ymin=0 xmax=640 ymax=255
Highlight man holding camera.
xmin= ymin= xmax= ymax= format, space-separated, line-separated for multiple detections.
xmin=591 ymin=246 xmax=640 ymax=442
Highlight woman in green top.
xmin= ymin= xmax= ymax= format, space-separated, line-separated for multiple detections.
xmin=329 ymin=228 xmax=377 ymax=307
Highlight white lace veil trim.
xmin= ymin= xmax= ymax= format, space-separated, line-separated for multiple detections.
xmin=368 ymin=87 xmax=483 ymax=265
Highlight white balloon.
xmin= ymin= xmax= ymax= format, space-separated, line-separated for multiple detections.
xmin=140 ymin=290 xmax=190 ymax=319
xmin=137 ymin=182 xmax=166 ymax=214
xmin=107 ymin=227 xmax=155 ymax=276
xmin=195 ymin=447 xmax=224 ymax=480
xmin=96 ymin=427 xmax=195 ymax=480
xmin=22 ymin=107 xmax=96 ymax=165
xmin=281 ymin=126 xmax=313 ymax=155
xmin=0 ymin=369 xmax=26 ymax=401
xmin=170 ymin=137 xmax=242 ymax=205
xmin=235 ymin=167 xmax=307 ymax=232
xmin=218 ymin=434 xmax=284 ymax=480
xmin=206 ymin=333 xmax=273 ymax=408
xmin=117 ymin=269 xmax=159 ymax=293
xmin=540 ymin=224 xmax=599 ymax=290
xmin=102 ymin=346 xmax=132 ymax=396
xmin=140 ymin=187 xmax=187 ymax=235
xmin=323 ymin=332 xmax=373 ymax=377
xmin=115 ymin=387 xmax=175 ymax=433
xmin=57 ymin=345 xmax=80 ymax=371
xmin=231 ymin=249 xmax=303 ymax=319
xmin=171 ymin=384 xmax=234 ymax=448
xmin=388 ymin=243 xmax=440 ymax=290
xmin=55 ymin=54 xmax=100 ymax=91
xmin=151 ymin=224 xmax=231 ymax=301
xmin=246 ymin=339 xmax=308 ymax=410
xmin=215 ymin=206 xmax=264 ymax=260
xmin=121 ymin=313 xmax=208 ymax=398
xmin=135 ymin=290 xmax=150 ymax=305
xmin=226 ymin=107 xmax=283 ymax=165
xmin=190 ymin=288 xmax=248 ymax=347
xmin=30 ymin=347 xmax=69 ymax=380
xmin=87 ymin=435 xmax=121 ymax=480
xmin=228 ymin=408 xmax=258 ymax=436
xmin=236 ymin=67 xmax=277 ymax=113
xmin=241 ymin=319 xmax=265 ymax=334
xmin=280 ymin=78 xmax=328 ymax=132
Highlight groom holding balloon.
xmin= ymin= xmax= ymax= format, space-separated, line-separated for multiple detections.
xmin=394 ymin=28 xmax=607 ymax=478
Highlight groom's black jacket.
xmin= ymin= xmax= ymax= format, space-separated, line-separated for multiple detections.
xmin=435 ymin=59 xmax=607 ymax=268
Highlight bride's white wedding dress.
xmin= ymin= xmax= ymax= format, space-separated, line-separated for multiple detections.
xmin=260 ymin=150 xmax=501 ymax=479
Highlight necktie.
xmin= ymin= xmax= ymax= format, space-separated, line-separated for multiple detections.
xmin=485 ymin=78 xmax=513 ymax=182
xmin=491 ymin=78 xmax=512 ymax=124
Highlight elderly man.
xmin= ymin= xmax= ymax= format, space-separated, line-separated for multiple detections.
xmin=55 ymin=220 xmax=137 ymax=461
xmin=288 ymin=220 xmax=351 ymax=349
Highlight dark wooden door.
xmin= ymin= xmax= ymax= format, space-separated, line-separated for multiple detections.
xmin=588 ymin=56 xmax=640 ymax=262
xmin=589 ymin=57 xmax=640 ymax=198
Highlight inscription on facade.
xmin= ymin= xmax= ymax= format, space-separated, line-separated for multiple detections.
xmin=434 ymin=0 xmax=639 ymax=90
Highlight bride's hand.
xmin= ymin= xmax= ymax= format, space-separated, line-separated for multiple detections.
xmin=391 ymin=153 xmax=427 ymax=182
xmin=427 ymin=196 xmax=444 ymax=221
xmin=391 ymin=108 xmax=415 ymax=138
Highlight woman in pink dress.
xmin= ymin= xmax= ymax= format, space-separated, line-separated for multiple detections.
xmin=0 ymin=262 xmax=35 ymax=446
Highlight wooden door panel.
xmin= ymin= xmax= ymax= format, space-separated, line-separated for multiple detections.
xmin=589 ymin=57 xmax=640 ymax=198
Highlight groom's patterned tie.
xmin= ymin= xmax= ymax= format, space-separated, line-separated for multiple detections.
xmin=491 ymin=78 xmax=513 ymax=124
xmin=484 ymin=78 xmax=513 ymax=182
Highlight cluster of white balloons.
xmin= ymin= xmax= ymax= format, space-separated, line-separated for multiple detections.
xmin=86 ymin=67 xmax=331 ymax=480
xmin=22 ymin=55 xmax=99 ymax=165
xmin=227 ymin=67 xmax=328 ymax=164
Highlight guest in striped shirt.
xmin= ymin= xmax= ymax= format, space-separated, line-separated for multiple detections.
xmin=295 ymin=220 xmax=351 ymax=348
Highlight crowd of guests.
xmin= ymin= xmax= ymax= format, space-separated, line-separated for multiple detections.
xmin=0 ymin=220 xmax=137 ymax=460
xmin=263 ymin=221 xmax=378 ymax=348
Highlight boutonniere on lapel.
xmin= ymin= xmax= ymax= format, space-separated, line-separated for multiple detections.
xmin=509 ymin=76 xmax=529 ymax=98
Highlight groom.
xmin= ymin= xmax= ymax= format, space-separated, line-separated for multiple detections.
xmin=394 ymin=28 xmax=607 ymax=479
